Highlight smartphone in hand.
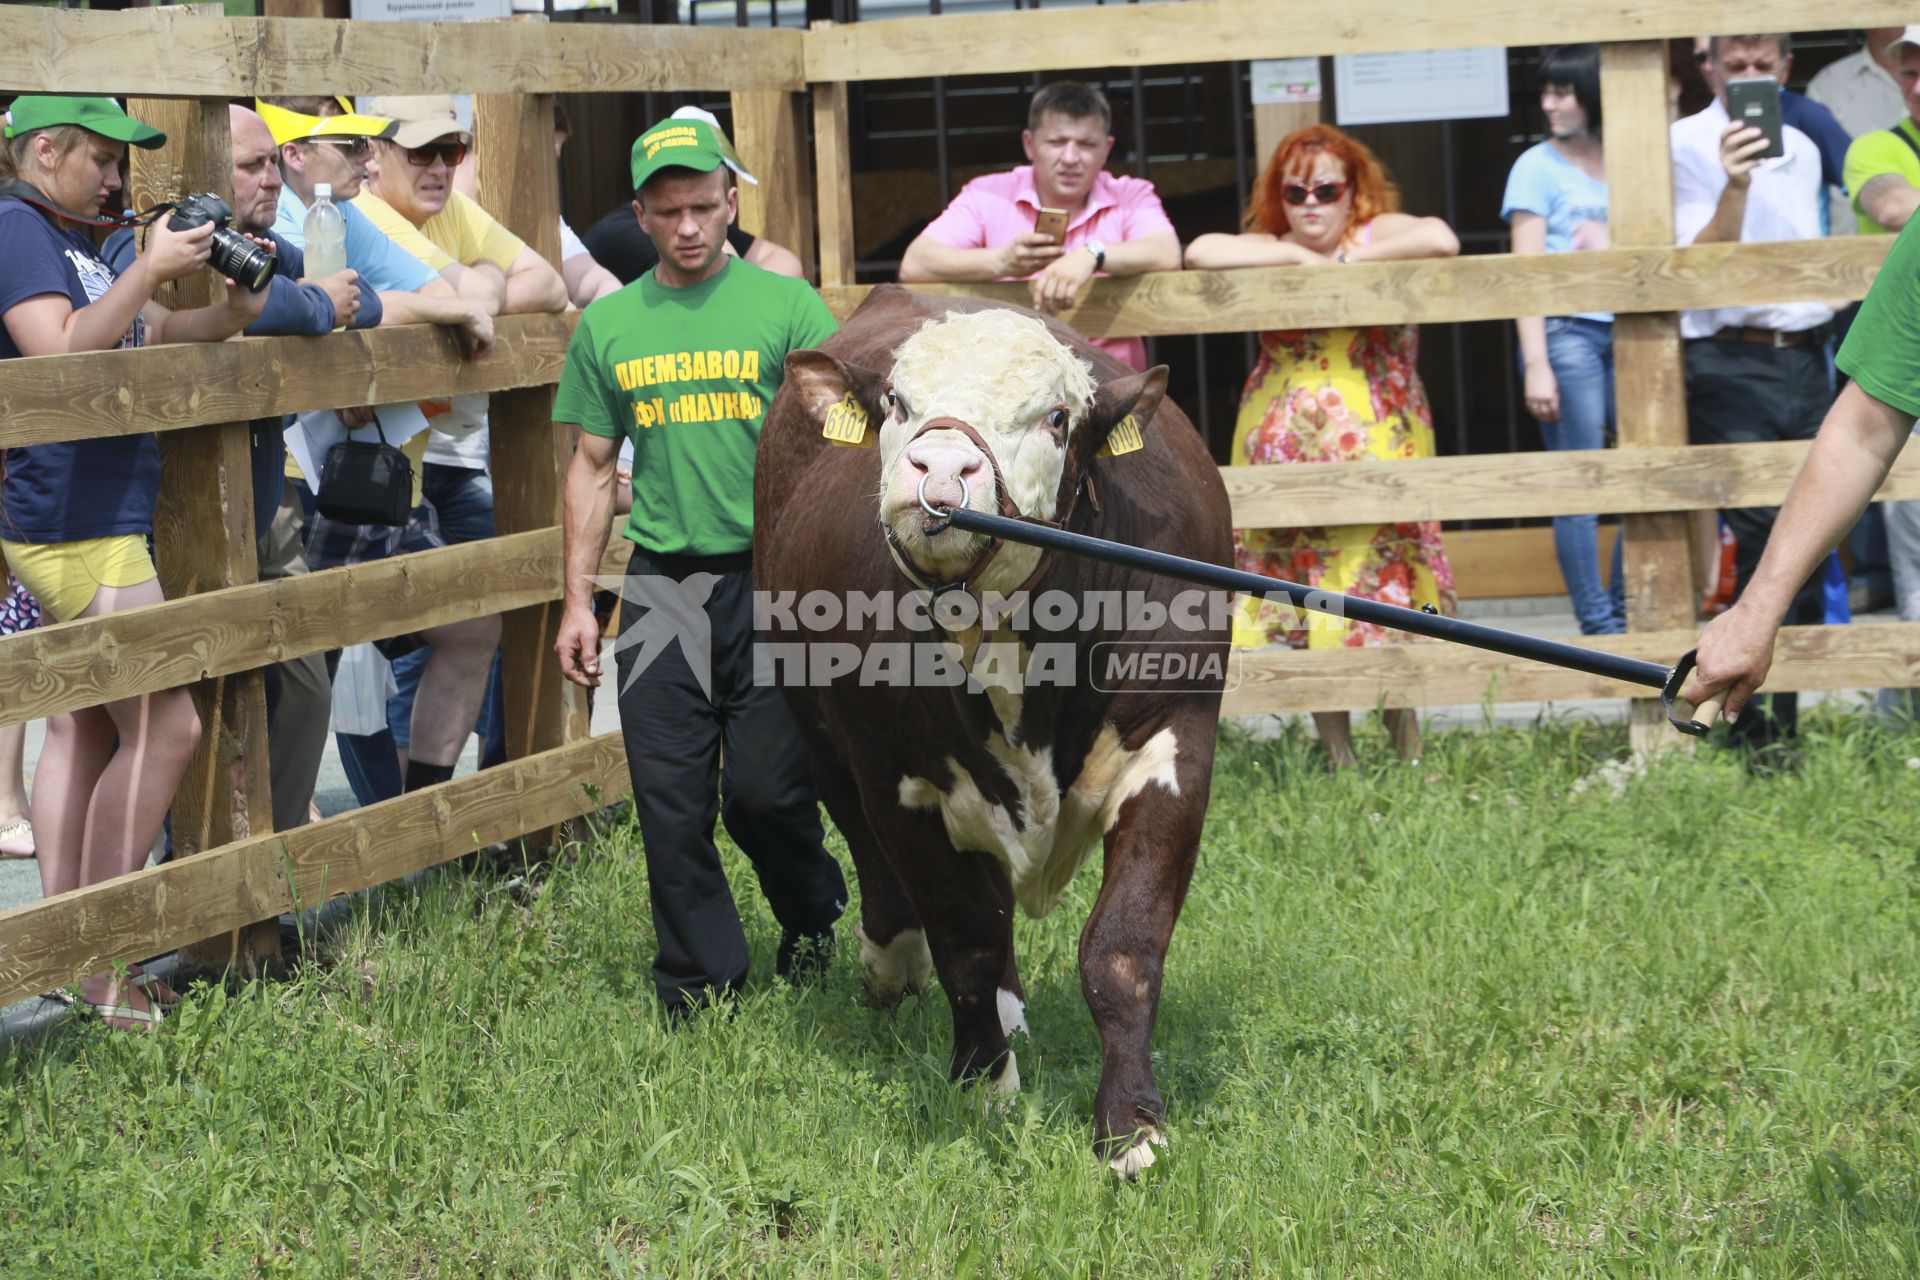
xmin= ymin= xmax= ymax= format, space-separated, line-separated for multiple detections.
xmin=1033 ymin=206 xmax=1069 ymax=243
xmin=1725 ymin=78 xmax=1785 ymax=161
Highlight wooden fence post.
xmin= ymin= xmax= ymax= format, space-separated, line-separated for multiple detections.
xmin=809 ymin=28 xmax=856 ymax=289
xmin=474 ymin=90 xmax=589 ymax=851
xmin=126 ymin=91 xmax=278 ymax=970
xmin=731 ymin=90 xmax=817 ymax=282
xmin=1601 ymin=41 xmax=1697 ymax=755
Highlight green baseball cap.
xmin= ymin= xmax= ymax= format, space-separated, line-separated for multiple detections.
xmin=4 ymin=95 xmax=166 ymax=149
xmin=630 ymin=111 xmax=758 ymax=192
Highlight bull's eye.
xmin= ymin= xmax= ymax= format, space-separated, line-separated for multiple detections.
xmin=883 ymin=388 xmax=908 ymax=420
xmin=1047 ymin=408 xmax=1069 ymax=434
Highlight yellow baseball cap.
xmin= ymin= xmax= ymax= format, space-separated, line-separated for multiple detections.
xmin=255 ymin=98 xmax=396 ymax=148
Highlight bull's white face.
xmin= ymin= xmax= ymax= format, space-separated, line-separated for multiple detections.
xmin=877 ymin=311 xmax=1097 ymax=580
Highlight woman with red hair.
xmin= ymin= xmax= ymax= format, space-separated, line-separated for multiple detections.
xmin=1186 ymin=124 xmax=1459 ymax=771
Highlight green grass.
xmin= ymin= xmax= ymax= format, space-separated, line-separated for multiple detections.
xmin=6 ymin=713 xmax=1920 ymax=1277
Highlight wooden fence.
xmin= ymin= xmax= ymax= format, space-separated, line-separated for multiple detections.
xmin=2 ymin=0 xmax=1917 ymax=1007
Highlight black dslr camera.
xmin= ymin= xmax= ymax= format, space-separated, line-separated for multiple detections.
xmin=166 ymin=193 xmax=277 ymax=293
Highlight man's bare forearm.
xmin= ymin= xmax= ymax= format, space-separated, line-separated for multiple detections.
xmin=1740 ymin=382 xmax=1915 ymax=623
xmin=562 ymin=441 xmax=618 ymax=612
xmin=378 ymin=290 xmax=479 ymax=328
xmin=899 ymin=236 xmax=1003 ymax=282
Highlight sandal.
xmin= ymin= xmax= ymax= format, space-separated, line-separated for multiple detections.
xmin=127 ymin=967 xmax=182 ymax=1010
xmin=73 ymin=987 xmax=165 ymax=1032
xmin=0 ymin=817 xmax=32 ymax=859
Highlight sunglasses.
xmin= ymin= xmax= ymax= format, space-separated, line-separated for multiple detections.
xmin=402 ymin=140 xmax=469 ymax=168
xmin=305 ymin=136 xmax=371 ymax=157
xmin=1282 ymin=181 xmax=1348 ymax=206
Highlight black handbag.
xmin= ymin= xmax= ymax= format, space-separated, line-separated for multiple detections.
xmin=316 ymin=412 xmax=414 ymax=527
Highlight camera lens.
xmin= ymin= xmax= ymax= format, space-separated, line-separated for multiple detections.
xmin=208 ymin=227 xmax=277 ymax=293
xmin=164 ymin=193 xmax=276 ymax=293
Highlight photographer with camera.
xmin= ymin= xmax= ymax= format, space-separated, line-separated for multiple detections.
xmin=0 ymin=95 xmax=270 ymax=1029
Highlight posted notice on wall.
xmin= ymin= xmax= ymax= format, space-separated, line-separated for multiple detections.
xmin=1332 ymin=47 xmax=1509 ymax=126
xmin=350 ymin=0 xmax=510 ymax=22
xmin=1250 ymin=58 xmax=1322 ymax=107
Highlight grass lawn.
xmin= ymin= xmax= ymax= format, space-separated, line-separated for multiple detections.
xmin=5 ymin=713 xmax=1920 ymax=1277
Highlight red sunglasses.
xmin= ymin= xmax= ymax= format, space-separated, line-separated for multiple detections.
xmin=1283 ymin=180 xmax=1349 ymax=206
xmin=403 ymin=140 xmax=469 ymax=168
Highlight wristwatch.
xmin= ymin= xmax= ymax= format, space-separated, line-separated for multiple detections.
xmin=1083 ymin=240 xmax=1107 ymax=272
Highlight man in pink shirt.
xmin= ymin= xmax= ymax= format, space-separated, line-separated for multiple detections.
xmin=899 ymin=81 xmax=1181 ymax=370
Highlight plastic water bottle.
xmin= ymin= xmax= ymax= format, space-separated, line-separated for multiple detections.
xmin=302 ymin=183 xmax=347 ymax=282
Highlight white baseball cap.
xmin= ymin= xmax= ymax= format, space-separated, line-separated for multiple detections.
xmin=1888 ymin=26 xmax=1920 ymax=57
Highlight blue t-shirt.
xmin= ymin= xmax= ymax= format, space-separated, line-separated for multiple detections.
xmin=100 ymin=226 xmax=380 ymax=540
xmin=0 ymin=199 xmax=161 ymax=544
xmin=274 ymin=188 xmax=436 ymax=294
xmin=1501 ymin=141 xmax=1612 ymax=323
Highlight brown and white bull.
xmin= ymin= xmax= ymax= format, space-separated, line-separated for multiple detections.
xmin=754 ymin=287 xmax=1231 ymax=1173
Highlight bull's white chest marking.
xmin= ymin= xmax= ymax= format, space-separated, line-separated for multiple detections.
xmin=896 ymin=724 xmax=1182 ymax=918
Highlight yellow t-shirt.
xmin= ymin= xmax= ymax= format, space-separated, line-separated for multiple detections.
xmin=353 ymin=189 xmax=525 ymax=274
xmin=1844 ymin=120 xmax=1920 ymax=237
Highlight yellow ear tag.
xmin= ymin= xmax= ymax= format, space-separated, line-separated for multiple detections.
xmin=1097 ymin=413 xmax=1145 ymax=459
xmin=821 ymin=392 xmax=874 ymax=448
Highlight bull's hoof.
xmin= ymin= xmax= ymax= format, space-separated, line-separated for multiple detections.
xmin=857 ymin=923 xmax=932 ymax=1008
xmin=1104 ymin=1126 xmax=1166 ymax=1178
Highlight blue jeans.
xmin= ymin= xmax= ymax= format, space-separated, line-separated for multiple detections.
xmin=1540 ymin=317 xmax=1626 ymax=635
xmin=386 ymin=463 xmax=506 ymax=769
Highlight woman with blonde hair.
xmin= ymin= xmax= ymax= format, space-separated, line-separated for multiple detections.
xmin=1186 ymin=124 xmax=1459 ymax=771
xmin=0 ymin=95 xmax=268 ymax=1027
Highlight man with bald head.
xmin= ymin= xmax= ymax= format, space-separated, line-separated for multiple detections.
xmin=105 ymin=104 xmax=383 ymax=839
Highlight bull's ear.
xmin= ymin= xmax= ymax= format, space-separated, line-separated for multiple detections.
xmin=785 ymin=349 xmax=888 ymax=449
xmin=1083 ymin=364 xmax=1169 ymax=461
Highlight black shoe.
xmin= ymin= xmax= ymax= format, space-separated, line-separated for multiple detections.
xmin=1741 ymin=741 xmax=1805 ymax=777
xmin=776 ymin=928 xmax=836 ymax=986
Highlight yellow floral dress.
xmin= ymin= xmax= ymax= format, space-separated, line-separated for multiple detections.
xmin=1230 ymin=324 xmax=1457 ymax=649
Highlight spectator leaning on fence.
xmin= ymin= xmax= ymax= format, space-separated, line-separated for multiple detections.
xmin=313 ymin=93 xmax=564 ymax=799
xmin=256 ymin=96 xmax=513 ymax=811
xmin=0 ymin=95 xmax=271 ymax=1029
xmin=1502 ymin=44 xmax=1626 ymax=637
xmin=581 ymin=106 xmax=805 ymax=286
xmin=898 ymin=80 xmax=1180 ymax=371
xmin=1674 ymin=34 xmax=1836 ymax=764
xmin=553 ymin=113 xmax=848 ymax=1019
xmin=1184 ymin=123 xmax=1459 ymax=772
xmin=103 ymin=105 xmax=378 ymax=835
xmin=356 ymin=94 xmax=568 ymax=798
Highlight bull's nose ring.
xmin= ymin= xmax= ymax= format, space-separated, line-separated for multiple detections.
xmin=917 ymin=473 xmax=968 ymax=535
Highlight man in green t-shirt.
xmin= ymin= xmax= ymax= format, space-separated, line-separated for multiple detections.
xmin=1843 ymin=27 xmax=1920 ymax=236
xmin=553 ymin=115 xmax=847 ymax=1018
xmin=1684 ymin=213 xmax=1920 ymax=719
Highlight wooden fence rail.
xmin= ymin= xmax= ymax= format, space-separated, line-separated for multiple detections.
xmin=3 ymin=2 xmax=1917 ymax=1002
xmin=803 ymin=0 xmax=1920 ymax=82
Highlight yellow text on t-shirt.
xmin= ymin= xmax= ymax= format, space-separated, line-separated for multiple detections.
xmin=630 ymin=390 xmax=765 ymax=429
xmin=613 ymin=347 xmax=762 ymax=392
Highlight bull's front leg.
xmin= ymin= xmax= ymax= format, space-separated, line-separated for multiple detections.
xmin=1078 ymin=746 xmax=1210 ymax=1175
xmin=874 ymin=808 xmax=1021 ymax=1092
